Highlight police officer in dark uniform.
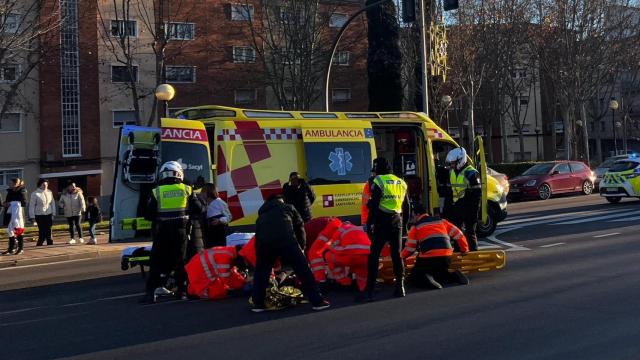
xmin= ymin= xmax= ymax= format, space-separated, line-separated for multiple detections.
xmin=364 ymin=158 xmax=410 ymax=300
xmin=142 ymin=161 xmax=203 ymax=303
xmin=446 ymin=148 xmax=481 ymax=251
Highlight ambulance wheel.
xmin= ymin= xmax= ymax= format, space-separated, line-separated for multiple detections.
xmin=582 ymin=180 xmax=594 ymax=195
xmin=606 ymin=196 xmax=622 ymax=204
xmin=477 ymin=203 xmax=498 ymax=238
xmin=538 ymin=183 xmax=552 ymax=200
xmin=121 ymin=261 xmax=129 ymax=271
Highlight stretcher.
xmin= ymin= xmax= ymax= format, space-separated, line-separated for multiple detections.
xmin=378 ymin=250 xmax=506 ymax=283
xmin=121 ymin=246 xmax=152 ymax=276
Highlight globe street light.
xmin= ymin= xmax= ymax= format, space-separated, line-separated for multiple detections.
xmin=441 ymin=95 xmax=452 ymax=133
xmin=610 ymin=99 xmax=619 ymax=155
xmin=155 ymin=84 xmax=176 ymax=118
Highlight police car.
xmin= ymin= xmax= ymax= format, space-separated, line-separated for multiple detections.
xmin=599 ymin=156 xmax=640 ymax=203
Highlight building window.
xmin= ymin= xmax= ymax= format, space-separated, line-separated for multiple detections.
xmin=167 ymin=22 xmax=194 ymax=40
xmin=233 ymin=46 xmax=256 ymax=64
xmin=111 ymin=65 xmax=138 ymax=83
xmin=332 ymin=51 xmax=350 ymax=66
xmin=0 ymin=169 xmax=23 ymax=190
xmin=329 ymin=13 xmax=348 ymax=28
xmin=0 ymin=64 xmax=19 ymax=83
xmin=0 ymin=113 xmax=21 ymax=132
xmin=520 ymin=97 xmax=529 ymax=106
xmin=234 ymin=89 xmax=257 ymax=105
xmin=2 ymin=13 xmax=20 ymax=33
xmin=166 ymin=66 xmax=196 ymax=83
xmin=61 ymin=0 xmax=81 ymax=157
xmin=332 ymin=88 xmax=351 ymax=103
xmin=112 ymin=110 xmax=137 ymax=128
xmin=111 ymin=20 xmax=137 ymax=37
xmin=231 ymin=4 xmax=254 ymax=21
xmin=513 ymin=152 xmax=532 ymax=161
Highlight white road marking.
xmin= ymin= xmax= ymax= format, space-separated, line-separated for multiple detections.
xmin=0 ymin=307 xmax=46 ymax=316
xmin=477 ymin=241 xmax=501 ymax=250
xmin=485 ymin=236 xmax=531 ymax=251
xmin=501 ymin=208 xmax=629 ymax=226
xmin=551 ymin=210 xmax=640 ymax=225
xmin=0 ymin=258 xmax=96 ymax=271
xmin=593 ymin=232 xmax=621 ymax=238
xmin=610 ymin=216 xmax=640 ymax=222
xmin=1 ymin=293 xmax=144 ymax=315
xmin=540 ymin=243 xmax=566 ymax=248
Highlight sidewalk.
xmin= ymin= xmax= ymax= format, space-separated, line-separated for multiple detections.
xmin=0 ymin=232 xmax=150 ymax=269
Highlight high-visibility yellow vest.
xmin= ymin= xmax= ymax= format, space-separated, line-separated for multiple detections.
xmin=450 ymin=165 xmax=479 ymax=202
xmin=152 ymin=183 xmax=192 ymax=220
xmin=373 ymin=174 xmax=407 ymax=213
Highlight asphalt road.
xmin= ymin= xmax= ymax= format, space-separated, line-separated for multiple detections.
xmin=1 ymin=194 xmax=639 ymax=360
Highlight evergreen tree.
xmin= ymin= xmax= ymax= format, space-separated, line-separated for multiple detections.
xmin=366 ymin=0 xmax=403 ymax=111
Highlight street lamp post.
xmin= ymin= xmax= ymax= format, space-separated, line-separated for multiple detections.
xmin=535 ymin=126 xmax=541 ymax=160
xmin=623 ymin=114 xmax=628 ymax=154
xmin=441 ymin=95 xmax=452 ymax=133
xmin=610 ymin=99 xmax=619 ymax=155
xmin=155 ymin=84 xmax=176 ymax=118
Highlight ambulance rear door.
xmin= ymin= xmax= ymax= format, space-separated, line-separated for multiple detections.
xmin=475 ymin=136 xmax=489 ymax=224
xmin=300 ymin=121 xmax=376 ymax=223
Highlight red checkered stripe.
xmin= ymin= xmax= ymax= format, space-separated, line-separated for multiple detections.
xmin=428 ymin=129 xmax=444 ymax=139
xmin=217 ymin=129 xmax=241 ymax=141
xmin=262 ymin=128 xmax=302 ymax=140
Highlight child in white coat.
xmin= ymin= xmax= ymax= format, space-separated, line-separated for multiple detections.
xmin=2 ymin=201 xmax=25 ymax=255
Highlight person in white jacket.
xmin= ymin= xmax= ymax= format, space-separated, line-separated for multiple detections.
xmin=59 ymin=182 xmax=86 ymax=244
xmin=3 ymin=201 xmax=25 ymax=255
xmin=29 ymin=179 xmax=56 ymax=246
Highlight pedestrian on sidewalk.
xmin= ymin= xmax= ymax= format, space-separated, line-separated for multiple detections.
xmin=85 ymin=197 xmax=102 ymax=245
xmin=59 ymin=182 xmax=86 ymax=245
xmin=2 ymin=178 xmax=27 ymax=255
xmin=29 ymin=179 xmax=56 ymax=246
xmin=204 ymin=184 xmax=231 ymax=248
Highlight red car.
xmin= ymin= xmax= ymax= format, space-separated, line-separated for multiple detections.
xmin=509 ymin=161 xmax=596 ymax=200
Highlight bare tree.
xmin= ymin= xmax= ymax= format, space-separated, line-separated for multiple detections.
xmin=0 ymin=0 xmax=62 ymax=126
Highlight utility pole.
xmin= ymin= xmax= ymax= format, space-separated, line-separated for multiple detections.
xmin=419 ymin=0 xmax=429 ymax=116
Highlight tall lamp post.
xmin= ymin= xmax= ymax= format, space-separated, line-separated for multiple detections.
xmin=610 ymin=99 xmax=619 ymax=155
xmin=155 ymin=84 xmax=176 ymax=118
xmin=441 ymin=95 xmax=452 ymax=132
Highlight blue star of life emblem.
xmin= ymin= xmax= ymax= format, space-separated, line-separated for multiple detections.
xmin=329 ymin=148 xmax=353 ymax=176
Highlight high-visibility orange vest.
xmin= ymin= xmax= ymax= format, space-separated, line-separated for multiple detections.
xmin=239 ymin=236 xmax=257 ymax=268
xmin=361 ymin=182 xmax=372 ymax=225
xmin=402 ymin=214 xmax=468 ymax=258
xmin=309 ymin=221 xmax=370 ymax=282
xmin=308 ymin=218 xmax=343 ymax=282
xmin=185 ymin=246 xmax=245 ymax=300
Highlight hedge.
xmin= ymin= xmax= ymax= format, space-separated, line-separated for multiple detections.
xmin=489 ymin=162 xmax=544 ymax=178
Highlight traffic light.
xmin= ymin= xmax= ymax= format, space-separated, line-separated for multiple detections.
xmin=443 ymin=0 xmax=459 ymax=11
xmin=402 ymin=0 xmax=416 ymax=23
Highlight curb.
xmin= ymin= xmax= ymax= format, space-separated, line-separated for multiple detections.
xmin=0 ymin=248 xmax=123 ymax=269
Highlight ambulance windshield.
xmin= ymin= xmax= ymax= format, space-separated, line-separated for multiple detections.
xmin=161 ymin=142 xmax=212 ymax=185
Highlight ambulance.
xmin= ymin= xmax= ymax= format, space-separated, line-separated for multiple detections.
xmin=599 ymin=155 xmax=640 ymax=203
xmin=109 ymin=106 xmax=508 ymax=241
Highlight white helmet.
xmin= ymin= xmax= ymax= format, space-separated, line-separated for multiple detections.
xmin=446 ymin=147 xmax=468 ymax=170
xmin=159 ymin=161 xmax=184 ymax=181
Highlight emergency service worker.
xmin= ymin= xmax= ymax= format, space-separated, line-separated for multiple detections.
xmin=185 ymin=245 xmax=246 ymax=300
xmin=360 ymin=170 xmax=376 ymax=230
xmin=401 ymin=204 xmax=469 ymax=289
xmin=309 ymin=221 xmax=370 ymax=294
xmin=142 ymin=161 xmax=204 ymax=303
xmin=365 ymin=157 xmax=410 ymax=299
xmin=446 ymin=147 xmax=481 ymax=251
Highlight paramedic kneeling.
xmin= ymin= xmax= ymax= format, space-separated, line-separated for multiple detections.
xmin=142 ymin=161 xmax=203 ymax=303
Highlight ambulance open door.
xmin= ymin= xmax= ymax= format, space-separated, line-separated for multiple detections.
xmin=475 ymin=136 xmax=488 ymax=224
xmin=425 ymin=137 xmax=440 ymax=216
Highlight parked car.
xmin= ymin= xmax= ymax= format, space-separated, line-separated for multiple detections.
xmin=509 ymin=161 xmax=596 ymax=200
xmin=594 ymin=154 xmax=632 ymax=189
xmin=488 ymin=167 xmax=509 ymax=194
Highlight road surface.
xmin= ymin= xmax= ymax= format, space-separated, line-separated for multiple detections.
xmin=1 ymin=194 xmax=639 ymax=360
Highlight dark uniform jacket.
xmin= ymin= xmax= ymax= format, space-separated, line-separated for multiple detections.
xmin=3 ymin=186 xmax=27 ymax=226
xmin=282 ymin=180 xmax=316 ymax=222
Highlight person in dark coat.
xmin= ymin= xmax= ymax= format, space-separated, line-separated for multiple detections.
xmin=2 ymin=178 xmax=28 ymax=255
xmin=282 ymin=172 xmax=316 ymax=223
xmin=251 ymin=194 xmax=329 ymax=312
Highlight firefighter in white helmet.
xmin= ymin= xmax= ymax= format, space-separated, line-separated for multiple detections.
xmin=446 ymin=148 xmax=481 ymax=251
xmin=142 ymin=161 xmax=204 ymax=303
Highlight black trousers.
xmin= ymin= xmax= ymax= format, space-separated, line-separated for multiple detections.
xmin=66 ymin=216 xmax=83 ymax=239
xmin=252 ymin=243 xmax=323 ymax=307
xmin=205 ymin=223 xmax=227 ymax=248
xmin=146 ymin=219 xmax=188 ymax=294
xmin=35 ymin=214 xmax=53 ymax=246
xmin=450 ymin=200 xmax=479 ymax=251
xmin=410 ymin=257 xmax=458 ymax=287
xmin=366 ymin=213 xmax=404 ymax=292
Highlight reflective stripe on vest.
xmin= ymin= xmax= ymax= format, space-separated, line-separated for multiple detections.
xmin=373 ymin=174 xmax=407 ymax=213
xmin=450 ymin=165 xmax=478 ymax=202
xmin=153 ymin=183 xmax=192 ymax=220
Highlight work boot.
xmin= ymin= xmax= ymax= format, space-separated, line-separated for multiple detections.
xmin=2 ymin=237 xmax=16 ymax=255
xmin=393 ymin=279 xmax=406 ymax=298
xmin=425 ymin=275 xmax=443 ymax=289
xmin=452 ymin=270 xmax=469 ymax=285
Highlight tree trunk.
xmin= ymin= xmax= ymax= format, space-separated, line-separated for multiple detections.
xmin=580 ymin=103 xmax=590 ymax=166
xmin=518 ymin=130 xmax=525 ymax=162
xmin=563 ymin=107 xmax=571 ymax=160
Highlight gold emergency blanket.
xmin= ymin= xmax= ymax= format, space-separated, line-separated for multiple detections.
xmin=378 ymin=250 xmax=506 ymax=283
xmin=249 ymin=286 xmax=305 ymax=310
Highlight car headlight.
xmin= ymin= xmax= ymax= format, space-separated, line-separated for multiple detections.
xmin=525 ymin=179 xmax=537 ymax=187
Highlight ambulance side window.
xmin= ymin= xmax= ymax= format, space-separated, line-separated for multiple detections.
xmin=304 ymin=142 xmax=371 ymax=185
